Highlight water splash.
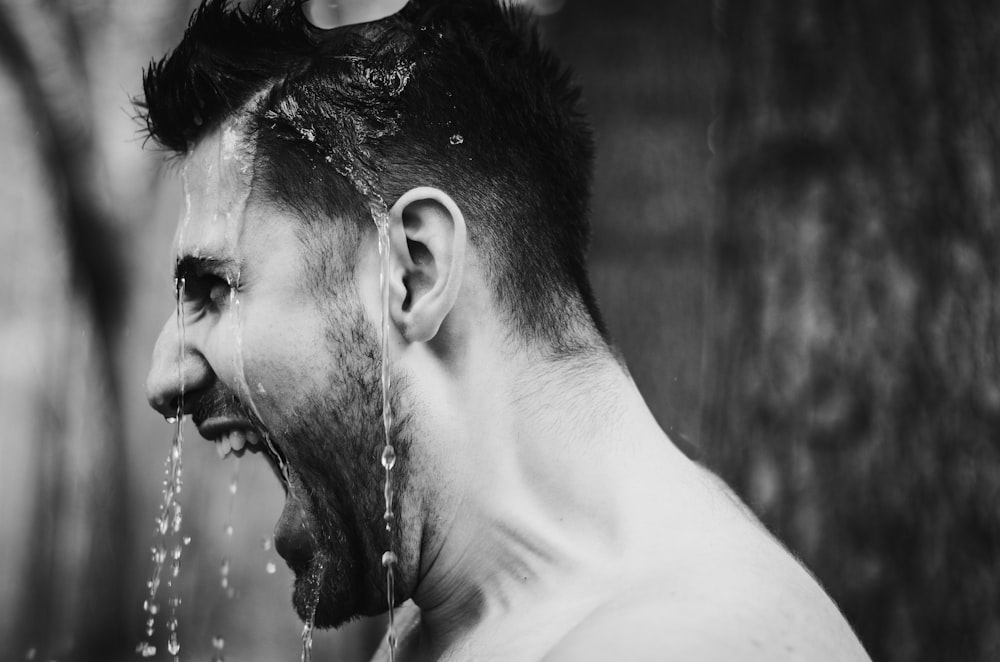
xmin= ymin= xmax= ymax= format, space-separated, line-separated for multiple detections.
xmin=264 ymin=56 xmax=415 ymax=196
xmin=449 ymin=133 xmax=464 ymax=146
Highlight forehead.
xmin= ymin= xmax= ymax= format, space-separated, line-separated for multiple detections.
xmin=175 ymin=124 xmax=267 ymax=261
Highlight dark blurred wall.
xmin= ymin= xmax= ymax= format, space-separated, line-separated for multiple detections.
xmin=546 ymin=0 xmax=714 ymax=451
xmin=706 ymin=1 xmax=1000 ymax=660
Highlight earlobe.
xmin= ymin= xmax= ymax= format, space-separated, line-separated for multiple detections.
xmin=387 ymin=187 xmax=467 ymax=344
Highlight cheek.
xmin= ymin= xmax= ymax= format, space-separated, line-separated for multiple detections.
xmin=238 ymin=314 xmax=331 ymax=417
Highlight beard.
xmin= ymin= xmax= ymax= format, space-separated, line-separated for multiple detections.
xmin=265 ymin=303 xmax=413 ymax=628
xmin=193 ymin=296 xmax=412 ymax=628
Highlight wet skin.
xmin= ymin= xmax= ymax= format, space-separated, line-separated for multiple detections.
xmin=146 ymin=127 xmax=403 ymax=626
xmin=148 ymin=128 xmax=873 ymax=661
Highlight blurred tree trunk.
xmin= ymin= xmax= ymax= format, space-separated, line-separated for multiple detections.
xmin=0 ymin=1 xmax=132 ymax=658
xmin=705 ymin=1 xmax=1000 ymax=660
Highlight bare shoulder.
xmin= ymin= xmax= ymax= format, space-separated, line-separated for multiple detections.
xmin=543 ymin=569 xmax=871 ymax=662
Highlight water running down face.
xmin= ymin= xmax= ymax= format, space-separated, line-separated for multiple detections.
xmin=146 ymin=127 xmax=411 ymax=627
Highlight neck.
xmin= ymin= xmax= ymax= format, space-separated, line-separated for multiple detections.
xmin=401 ymin=336 xmax=695 ymax=654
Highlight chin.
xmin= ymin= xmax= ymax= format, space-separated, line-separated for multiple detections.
xmin=297 ymin=593 xmax=361 ymax=629
xmin=289 ymin=549 xmax=383 ymax=628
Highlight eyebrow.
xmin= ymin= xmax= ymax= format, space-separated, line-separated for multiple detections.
xmin=174 ymin=255 xmax=240 ymax=283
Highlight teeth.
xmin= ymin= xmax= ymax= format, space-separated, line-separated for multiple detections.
xmin=212 ymin=430 xmax=262 ymax=459
xmin=216 ymin=435 xmax=232 ymax=459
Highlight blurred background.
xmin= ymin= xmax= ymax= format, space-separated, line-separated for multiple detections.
xmin=1 ymin=0 xmax=998 ymax=660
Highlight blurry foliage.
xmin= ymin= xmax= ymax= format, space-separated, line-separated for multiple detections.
xmin=706 ymin=0 xmax=1000 ymax=660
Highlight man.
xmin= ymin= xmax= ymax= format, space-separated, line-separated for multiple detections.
xmin=143 ymin=0 xmax=871 ymax=659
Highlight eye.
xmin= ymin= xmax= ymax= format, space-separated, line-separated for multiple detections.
xmin=179 ymin=274 xmax=232 ymax=313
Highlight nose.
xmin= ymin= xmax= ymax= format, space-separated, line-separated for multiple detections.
xmin=146 ymin=313 xmax=212 ymax=418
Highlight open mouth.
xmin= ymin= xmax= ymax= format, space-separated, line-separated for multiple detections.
xmin=196 ymin=417 xmax=289 ymax=487
xmin=195 ymin=422 xmax=324 ymax=589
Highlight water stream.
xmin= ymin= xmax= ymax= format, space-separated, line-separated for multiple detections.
xmin=374 ymin=203 xmax=399 ymax=660
xmin=299 ymin=554 xmax=329 ymax=662
xmin=138 ymin=277 xmax=188 ymax=659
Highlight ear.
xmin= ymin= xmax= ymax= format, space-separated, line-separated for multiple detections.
xmin=386 ymin=187 xmax=467 ymax=343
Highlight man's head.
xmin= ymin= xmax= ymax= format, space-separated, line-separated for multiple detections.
xmin=142 ymin=0 xmax=605 ymax=628
xmin=141 ymin=0 xmax=605 ymax=348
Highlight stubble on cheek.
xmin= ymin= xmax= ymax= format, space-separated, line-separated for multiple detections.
xmin=277 ymin=305 xmax=389 ymax=624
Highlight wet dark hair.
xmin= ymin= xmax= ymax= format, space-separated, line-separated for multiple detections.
xmin=140 ymin=0 xmax=606 ymax=351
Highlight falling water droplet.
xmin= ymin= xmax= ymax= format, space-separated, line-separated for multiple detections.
xmin=449 ymin=133 xmax=464 ymax=145
xmin=262 ymin=536 xmax=273 ymax=551
xmin=218 ymin=457 xmax=240 ymax=599
xmin=381 ymin=444 xmax=396 ymax=470
xmin=167 ymin=632 xmax=180 ymax=656
xmin=137 ymin=642 xmax=157 ymax=658
xmin=24 ymin=647 xmax=36 ymax=660
xmin=265 ymin=561 xmax=277 ymax=575
xmin=165 ymin=416 xmax=178 ymax=425
xmin=171 ymin=505 xmax=182 ymax=533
